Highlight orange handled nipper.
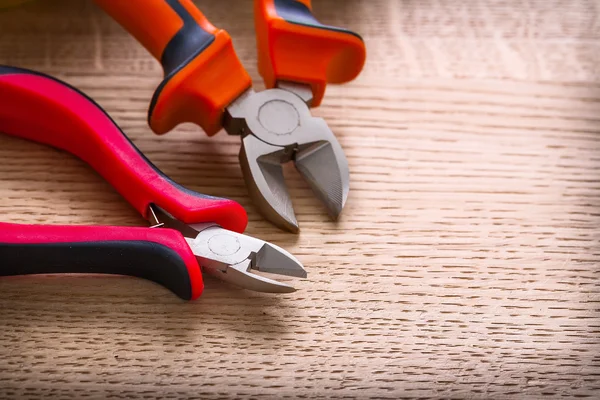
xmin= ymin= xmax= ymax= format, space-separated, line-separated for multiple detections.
xmin=94 ymin=0 xmax=366 ymax=232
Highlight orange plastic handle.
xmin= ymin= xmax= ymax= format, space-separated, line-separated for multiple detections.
xmin=254 ymin=0 xmax=366 ymax=107
xmin=95 ymin=0 xmax=252 ymax=136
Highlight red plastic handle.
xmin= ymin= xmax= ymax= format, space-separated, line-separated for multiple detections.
xmin=0 ymin=66 xmax=248 ymax=233
xmin=0 ymin=222 xmax=203 ymax=300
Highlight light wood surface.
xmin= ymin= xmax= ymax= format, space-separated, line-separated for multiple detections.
xmin=1 ymin=1 xmax=599 ymax=398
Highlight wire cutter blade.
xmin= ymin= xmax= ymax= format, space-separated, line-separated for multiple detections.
xmin=225 ymin=84 xmax=350 ymax=233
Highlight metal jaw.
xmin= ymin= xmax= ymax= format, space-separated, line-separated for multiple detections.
xmin=149 ymin=205 xmax=306 ymax=293
xmin=223 ymin=83 xmax=350 ymax=233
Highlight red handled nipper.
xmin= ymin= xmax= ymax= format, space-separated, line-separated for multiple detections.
xmin=0 ymin=66 xmax=306 ymax=300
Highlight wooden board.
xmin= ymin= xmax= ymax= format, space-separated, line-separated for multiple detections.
xmin=0 ymin=0 xmax=599 ymax=398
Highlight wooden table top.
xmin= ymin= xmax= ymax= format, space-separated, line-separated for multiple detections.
xmin=0 ymin=1 xmax=599 ymax=398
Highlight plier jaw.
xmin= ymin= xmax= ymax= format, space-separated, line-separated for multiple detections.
xmin=150 ymin=205 xmax=307 ymax=293
xmin=224 ymin=85 xmax=350 ymax=233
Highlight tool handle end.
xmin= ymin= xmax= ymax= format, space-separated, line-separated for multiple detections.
xmin=95 ymin=0 xmax=252 ymax=135
xmin=255 ymin=0 xmax=366 ymax=106
xmin=0 ymin=223 xmax=204 ymax=300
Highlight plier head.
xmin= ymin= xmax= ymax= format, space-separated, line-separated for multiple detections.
xmin=150 ymin=205 xmax=306 ymax=293
xmin=224 ymin=83 xmax=350 ymax=233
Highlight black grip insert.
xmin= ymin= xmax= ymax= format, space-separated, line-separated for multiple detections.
xmin=0 ymin=241 xmax=194 ymax=300
xmin=273 ymin=0 xmax=363 ymax=40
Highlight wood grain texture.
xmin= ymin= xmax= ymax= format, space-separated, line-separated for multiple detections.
xmin=0 ymin=0 xmax=599 ymax=398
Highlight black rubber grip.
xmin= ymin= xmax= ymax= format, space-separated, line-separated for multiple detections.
xmin=161 ymin=0 xmax=216 ymax=75
xmin=0 ymin=241 xmax=194 ymax=300
xmin=273 ymin=0 xmax=363 ymax=40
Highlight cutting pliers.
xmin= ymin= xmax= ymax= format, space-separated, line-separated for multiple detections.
xmin=0 ymin=66 xmax=307 ymax=300
xmin=94 ymin=0 xmax=366 ymax=232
